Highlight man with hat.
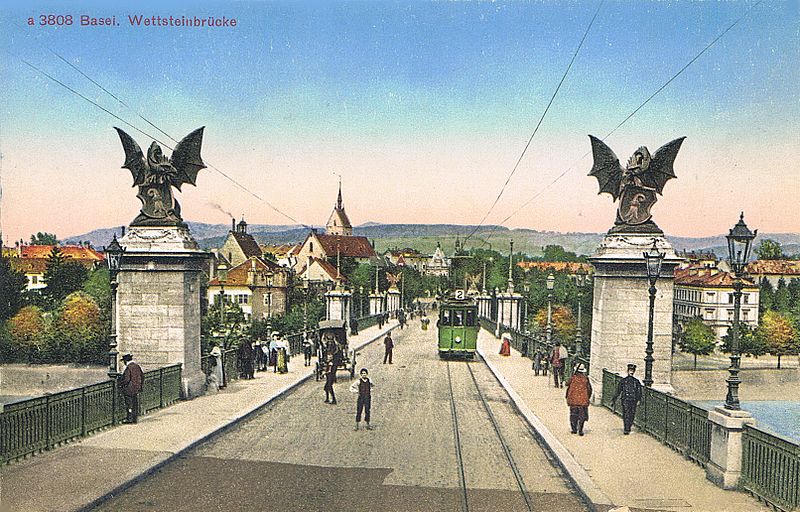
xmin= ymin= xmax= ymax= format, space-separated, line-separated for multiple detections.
xmin=119 ymin=353 xmax=144 ymax=424
xmin=612 ymin=363 xmax=643 ymax=435
xmin=565 ymin=363 xmax=592 ymax=435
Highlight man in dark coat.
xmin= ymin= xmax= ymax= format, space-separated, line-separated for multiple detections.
xmin=323 ymin=353 xmax=337 ymax=404
xmin=238 ymin=340 xmax=255 ymax=379
xmin=119 ymin=353 xmax=144 ymax=424
xmin=612 ymin=363 xmax=643 ymax=435
xmin=383 ymin=333 xmax=394 ymax=364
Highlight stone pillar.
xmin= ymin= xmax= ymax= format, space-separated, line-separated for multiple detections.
xmin=476 ymin=293 xmax=491 ymax=319
xmin=706 ymin=406 xmax=756 ymax=489
xmin=369 ymin=293 xmax=384 ymax=316
xmin=117 ymin=225 xmax=209 ymax=399
xmin=588 ymin=233 xmax=680 ymax=402
xmin=386 ymin=287 xmax=401 ymax=317
xmin=497 ymin=291 xmax=523 ymax=332
xmin=325 ymin=287 xmax=351 ymax=325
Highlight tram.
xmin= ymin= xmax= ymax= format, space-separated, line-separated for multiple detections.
xmin=437 ymin=290 xmax=479 ymax=358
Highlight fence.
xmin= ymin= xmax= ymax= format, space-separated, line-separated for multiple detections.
xmin=0 ymin=364 xmax=182 ymax=464
xmin=601 ymin=369 xmax=711 ymax=466
xmin=741 ymin=425 xmax=800 ymax=511
xmin=479 ymin=317 xmax=589 ymax=380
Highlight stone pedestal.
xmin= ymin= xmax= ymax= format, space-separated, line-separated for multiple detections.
xmin=588 ymin=232 xmax=681 ymax=402
xmin=386 ymin=287 xmax=401 ymax=317
xmin=325 ymin=287 xmax=351 ymax=326
xmin=369 ymin=293 xmax=384 ymax=316
xmin=497 ymin=291 xmax=523 ymax=331
xmin=706 ymin=406 xmax=756 ymax=489
xmin=117 ymin=225 xmax=209 ymax=399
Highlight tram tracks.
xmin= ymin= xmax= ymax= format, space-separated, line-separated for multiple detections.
xmin=446 ymin=360 xmax=535 ymax=512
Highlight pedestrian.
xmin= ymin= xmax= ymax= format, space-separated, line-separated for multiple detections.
xmin=302 ymin=335 xmax=313 ymax=367
xmin=209 ymin=343 xmax=224 ymax=389
xmin=383 ymin=333 xmax=394 ymax=364
xmin=238 ymin=339 xmax=255 ymax=379
xmin=532 ymin=350 xmax=543 ymax=376
xmin=612 ymin=363 xmax=643 ymax=435
xmin=260 ymin=341 xmax=270 ymax=371
xmin=350 ymin=368 xmax=374 ymax=430
xmin=565 ymin=363 xmax=592 ymax=436
xmin=350 ymin=317 xmax=359 ymax=335
xmin=499 ymin=332 xmax=512 ymax=357
xmin=269 ymin=335 xmax=279 ymax=372
xmin=550 ymin=342 xmax=567 ymax=388
xmin=323 ymin=353 xmax=337 ymax=404
xmin=118 ymin=353 xmax=144 ymax=424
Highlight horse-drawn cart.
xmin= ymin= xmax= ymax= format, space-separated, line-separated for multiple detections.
xmin=314 ymin=320 xmax=357 ymax=380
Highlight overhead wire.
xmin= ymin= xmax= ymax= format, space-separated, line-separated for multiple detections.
xmin=464 ymin=0 xmax=605 ymax=243
xmin=476 ymin=0 xmax=765 ymax=249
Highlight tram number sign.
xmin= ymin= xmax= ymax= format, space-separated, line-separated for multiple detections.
xmin=454 ymin=289 xmax=465 ymax=300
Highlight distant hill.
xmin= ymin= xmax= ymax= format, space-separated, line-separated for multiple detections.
xmin=64 ymin=221 xmax=800 ymax=258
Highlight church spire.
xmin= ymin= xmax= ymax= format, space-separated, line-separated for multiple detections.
xmin=336 ymin=176 xmax=343 ymax=210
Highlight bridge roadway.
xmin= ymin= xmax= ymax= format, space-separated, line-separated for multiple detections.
xmin=95 ymin=324 xmax=587 ymax=512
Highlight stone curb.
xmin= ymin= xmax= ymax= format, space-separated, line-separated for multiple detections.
xmin=78 ymin=324 xmax=396 ymax=512
xmin=477 ymin=345 xmax=616 ymax=512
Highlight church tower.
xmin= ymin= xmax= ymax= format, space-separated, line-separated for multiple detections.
xmin=326 ymin=179 xmax=353 ymax=236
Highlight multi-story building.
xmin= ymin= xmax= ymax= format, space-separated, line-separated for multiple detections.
xmin=424 ymin=243 xmax=450 ymax=277
xmin=384 ymin=247 xmax=428 ymax=272
xmin=8 ymin=243 xmax=104 ymax=291
xmin=745 ymin=260 xmax=800 ymax=287
xmin=673 ymin=264 xmax=759 ymax=342
xmin=206 ymin=256 xmax=289 ymax=322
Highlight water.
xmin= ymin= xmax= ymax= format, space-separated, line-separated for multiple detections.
xmin=692 ymin=400 xmax=800 ymax=442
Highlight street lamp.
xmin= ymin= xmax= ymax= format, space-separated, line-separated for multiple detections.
xmin=104 ymin=234 xmax=125 ymax=379
xmin=642 ymin=239 xmax=665 ymax=388
xmin=546 ymin=273 xmax=555 ymax=345
xmin=574 ymin=267 xmax=587 ymax=358
xmin=724 ymin=212 xmax=757 ymax=410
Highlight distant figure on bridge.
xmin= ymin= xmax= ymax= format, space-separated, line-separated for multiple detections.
xmin=499 ymin=332 xmax=512 ymax=357
xmin=323 ymin=353 xmax=337 ymax=405
xmin=532 ymin=350 xmax=549 ymax=376
xmin=238 ymin=340 xmax=255 ymax=379
xmin=350 ymin=368 xmax=374 ymax=430
xmin=565 ymin=363 xmax=592 ymax=436
xmin=209 ymin=343 xmax=224 ymax=390
xmin=550 ymin=342 xmax=568 ymax=388
xmin=383 ymin=333 xmax=394 ymax=364
xmin=350 ymin=317 xmax=359 ymax=335
xmin=612 ymin=363 xmax=643 ymax=435
xmin=398 ymin=310 xmax=406 ymax=330
xmin=119 ymin=353 xmax=144 ymax=424
xmin=302 ymin=336 xmax=313 ymax=367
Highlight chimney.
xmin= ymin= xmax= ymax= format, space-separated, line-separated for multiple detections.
xmin=232 ymin=218 xmax=236 ymax=232
xmin=121 ymin=226 xmax=126 ymax=237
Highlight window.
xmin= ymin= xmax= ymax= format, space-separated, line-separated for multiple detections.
xmin=237 ymin=294 xmax=249 ymax=305
xmin=728 ymin=293 xmax=734 ymax=304
xmin=453 ymin=311 xmax=464 ymax=326
xmin=743 ymin=294 xmax=750 ymax=304
xmin=742 ymin=310 xmax=750 ymax=321
xmin=31 ymin=276 xmax=38 ymax=284
xmin=466 ymin=310 xmax=476 ymax=326
xmin=441 ymin=309 xmax=452 ymax=326
xmin=264 ymin=294 xmax=272 ymax=306
xmin=309 ymin=242 xmax=313 ymax=253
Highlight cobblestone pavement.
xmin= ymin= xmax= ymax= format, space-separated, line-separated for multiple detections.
xmin=95 ymin=325 xmax=587 ymax=512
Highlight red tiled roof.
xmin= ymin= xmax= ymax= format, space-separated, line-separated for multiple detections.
xmin=315 ymin=234 xmax=376 ymax=259
xmin=20 ymin=245 xmax=104 ymax=261
xmin=230 ymin=232 xmax=262 ymax=259
xmin=209 ymin=257 xmax=282 ymax=286
xmin=299 ymin=256 xmax=345 ymax=282
xmin=517 ymin=262 xmax=592 ymax=273
xmin=746 ymin=260 xmax=800 ymax=276
xmin=674 ymin=266 xmax=756 ymax=288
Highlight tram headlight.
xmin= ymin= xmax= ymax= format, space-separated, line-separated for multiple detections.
xmin=455 ymin=336 xmax=462 ymax=343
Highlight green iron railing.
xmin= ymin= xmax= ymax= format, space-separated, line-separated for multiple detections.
xmin=0 ymin=364 xmax=182 ymax=464
xmin=601 ymin=369 xmax=711 ymax=467
xmin=741 ymin=425 xmax=800 ymax=511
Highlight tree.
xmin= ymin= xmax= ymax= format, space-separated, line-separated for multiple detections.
xmin=534 ymin=305 xmax=576 ymax=343
xmin=0 ymin=255 xmax=27 ymax=322
xmin=759 ymin=277 xmax=775 ymax=314
xmin=757 ymin=310 xmax=797 ymax=368
xmin=7 ymin=305 xmax=47 ymax=360
xmin=773 ymin=278 xmax=791 ymax=314
xmin=42 ymin=247 xmax=88 ymax=308
xmin=541 ymin=245 xmax=582 ymax=263
xmin=721 ymin=322 xmax=765 ymax=358
xmin=754 ymin=239 xmax=785 ymax=260
xmin=679 ymin=317 xmax=717 ymax=369
xmin=50 ymin=292 xmax=105 ymax=363
xmin=29 ymin=232 xmax=59 ymax=245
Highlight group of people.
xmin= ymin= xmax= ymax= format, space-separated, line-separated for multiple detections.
xmin=529 ymin=341 xmax=569 ymax=387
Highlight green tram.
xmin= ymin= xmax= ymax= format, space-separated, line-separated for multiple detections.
xmin=437 ymin=290 xmax=479 ymax=358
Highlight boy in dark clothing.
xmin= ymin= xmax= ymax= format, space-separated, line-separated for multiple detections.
xmin=350 ymin=368 xmax=374 ymax=430
xmin=323 ymin=354 xmax=337 ymax=404
xmin=612 ymin=363 xmax=643 ymax=434
xmin=383 ymin=334 xmax=394 ymax=364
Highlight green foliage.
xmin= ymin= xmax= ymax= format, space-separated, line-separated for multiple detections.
xmin=759 ymin=277 xmax=774 ymax=314
xmin=533 ymin=305 xmax=577 ymax=343
xmin=722 ymin=322 xmax=766 ymax=358
xmin=754 ymin=239 xmax=785 ymax=260
xmin=0 ymin=255 xmax=27 ymax=322
xmin=29 ymin=232 xmax=59 ymax=245
xmin=679 ymin=317 xmax=717 ymax=369
xmin=82 ymin=267 xmax=111 ymax=311
xmin=42 ymin=247 xmax=89 ymax=309
xmin=540 ymin=245 xmax=583 ymax=262
xmin=773 ymin=278 xmax=791 ymax=313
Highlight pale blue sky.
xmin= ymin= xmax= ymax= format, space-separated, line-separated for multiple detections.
xmin=1 ymin=0 xmax=798 ymax=242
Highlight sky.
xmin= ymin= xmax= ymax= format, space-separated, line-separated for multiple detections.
xmin=1 ymin=0 xmax=798 ymax=245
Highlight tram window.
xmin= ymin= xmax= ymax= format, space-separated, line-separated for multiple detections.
xmin=441 ymin=310 xmax=452 ymax=326
xmin=454 ymin=311 xmax=464 ymax=326
xmin=466 ymin=310 xmax=476 ymax=326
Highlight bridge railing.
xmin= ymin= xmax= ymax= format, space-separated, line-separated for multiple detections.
xmin=741 ymin=425 xmax=800 ymax=512
xmin=479 ymin=317 xmax=589 ymax=380
xmin=601 ymin=369 xmax=711 ymax=467
xmin=0 ymin=364 xmax=182 ymax=464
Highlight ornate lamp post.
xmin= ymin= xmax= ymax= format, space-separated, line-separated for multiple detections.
xmin=546 ymin=273 xmax=555 ymax=345
xmin=642 ymin=239 xmax=665 ymax=388
xmin=104 ymin=234 xmax=125 ymax=379
xmin=724 ymin=213 xmax=757 ymax=410
xmin=574 ymin=267 xmax=587 ymax=358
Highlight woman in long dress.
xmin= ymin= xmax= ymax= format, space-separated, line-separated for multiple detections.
xmin=210 ymin=343 xmax=224 ymax=389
